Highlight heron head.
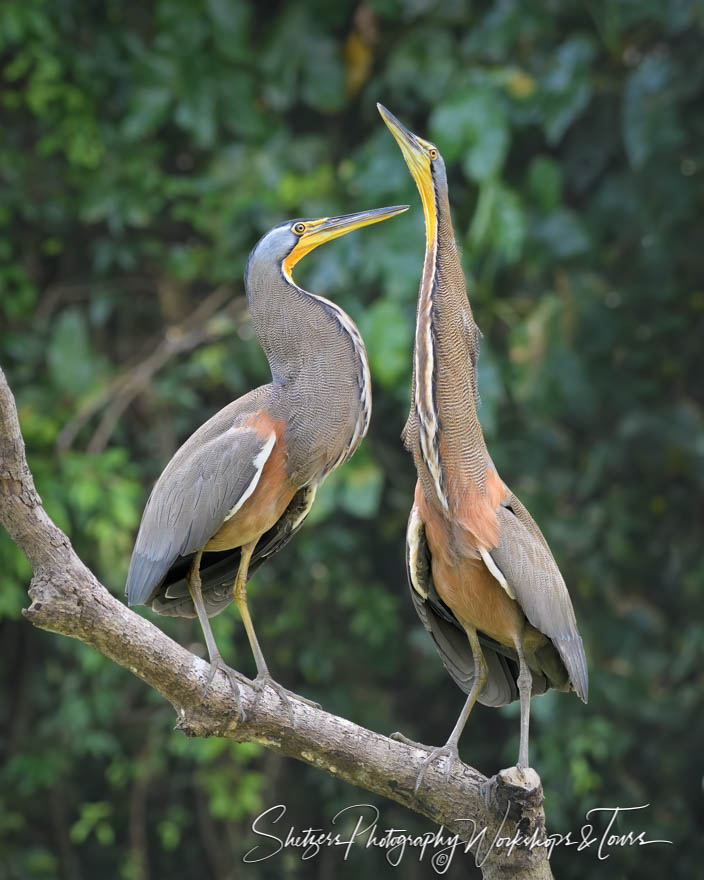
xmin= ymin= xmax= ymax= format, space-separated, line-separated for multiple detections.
xmin=377 ymin=103 xmax=441 ymax=242
xmin=281 ymin=205 xmax=409 ymax=281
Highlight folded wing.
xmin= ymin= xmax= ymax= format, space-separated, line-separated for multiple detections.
xmin=126 ymin=422 xmax=276 ymax=607
xmin=489 ymin=493 xmax=588 ymax=702
xmin=150 ymin=485 xmax=317 ymax=617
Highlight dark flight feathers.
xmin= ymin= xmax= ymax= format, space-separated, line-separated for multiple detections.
xmin=405 ymin=503 xmax=588 ymax=707
xmin=149 ymin=486 xmax=316 ymax=618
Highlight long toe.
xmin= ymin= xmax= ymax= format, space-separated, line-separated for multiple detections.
xmin=390 ymin=731 xmax=431 ymax=751
xmin=479 ymin=774 xmax=497 ymax=810
xmin=252 ymin=674 xmax=319 ymax=728
xmin=204 ymin=657 xmax=247 ymax=722
xmin=414 ymin=743 xmax=460 ymax=794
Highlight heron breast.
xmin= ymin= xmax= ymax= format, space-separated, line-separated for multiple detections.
xmin=416 ymin=483 xmax=523 ymax=647
xmin=205 ymin=413 xmax=297 ymax=552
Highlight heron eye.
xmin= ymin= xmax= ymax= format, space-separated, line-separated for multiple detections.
xmin=428 ymin=148 xmax=438 ymax=160
xmin=293 ymin=222 xmax=306 ymax=235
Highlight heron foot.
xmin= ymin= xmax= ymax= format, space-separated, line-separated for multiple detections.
xmin=252 ymin=674 xmax=320 ymax=728
xmin=204 ymin=656 xmax=247 ymax=722
xmin=412 ymin=742 xmax=460 ymax=794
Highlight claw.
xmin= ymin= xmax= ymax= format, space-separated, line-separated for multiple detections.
xmin=390 ymin=732 xmax=461 ymax=792
xmin=479 ymin=774 xmax=496 ymax=809
xmin=252 ymin=674 xmax=318 ymax=728
xmin=204 ymin=656 xmax=246 ymax=721
xmin=413 ymin=742 xmax=460 ymax=794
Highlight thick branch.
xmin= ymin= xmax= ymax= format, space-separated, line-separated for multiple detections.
xmin=0 ymin=365 xmax=553 ymax=879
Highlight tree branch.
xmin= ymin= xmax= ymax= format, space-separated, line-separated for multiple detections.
xmin=56 ymin=285 xmax=245 ymax=453
xmin=0 ymin=365 xmax=554 ymax=879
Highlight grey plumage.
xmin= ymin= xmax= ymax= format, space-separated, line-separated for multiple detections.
xmin=125 ymin=253 xmax=369 ymax=611
xmin=245 ymin=226 xmax=372 ymax=488
xmin=125 ymin=208 xmax=406 ymax=632
xmin=379 ymin=102 xmax=586 ymax=776
xmin=126 ymin=388 xmax=274 ymax=607
xmin=125 ymin=224 xmax=374 ymax=613
xmin=403 ymin=181 xmax=588 ymax=706
xmin=490 ymin=494 xmax=589 ymax=702
xmin=149 ymin=485 xmax=316 ymax=617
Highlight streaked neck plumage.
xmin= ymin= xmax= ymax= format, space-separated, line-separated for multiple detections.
xmin=245 ymin=247 xmax=370 ymax=486
xmin=409 ymin=160 xmax=493 ymax=523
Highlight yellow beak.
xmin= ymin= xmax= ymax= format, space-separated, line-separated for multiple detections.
xmin=377 ymin=103 xmax=436 ymax=242
xmin=283 ymin=204 xmax=409 ymax=278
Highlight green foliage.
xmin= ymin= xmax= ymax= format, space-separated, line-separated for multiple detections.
xmin=1 ymin=1 xmax=702 ymax=878
xmin=430 ymin=86 xmax=510 ymax=182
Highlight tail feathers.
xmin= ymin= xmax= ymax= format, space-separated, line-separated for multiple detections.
xmin=477 ymin=643 xmax=550 ymax=706
xmin=553 ymin=634 xmax=589 ymax=703
xmin=125 ymin=552 xmax=169 ymax=607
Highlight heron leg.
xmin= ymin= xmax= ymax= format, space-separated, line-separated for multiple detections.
xmin=410 ymin=627 xmax=488 ymax=794
xmin=187 ymin=550 xmax=246 ymax=719
xmin=232 ymin=541 xmax=319 ymax=727
xmin=514 ymin=635 xmax=533 ymax=772
xmin=232 ymin=541 xmax=270 ymax=675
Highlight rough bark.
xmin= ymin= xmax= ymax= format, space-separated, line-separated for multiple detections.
xmin=0 ymin=365 xmax=554 ymax=879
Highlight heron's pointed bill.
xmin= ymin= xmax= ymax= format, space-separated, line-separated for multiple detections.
xmin=283 ymin=204 xmax=409 ymax=278
xmin=377 ymin=103 xmax=437 ymax=242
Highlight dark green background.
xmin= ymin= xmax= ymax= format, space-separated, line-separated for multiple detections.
xmin=1 ymin=1 xmax=702 ymax=877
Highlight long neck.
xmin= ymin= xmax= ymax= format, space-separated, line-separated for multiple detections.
xmin=245 ymin=255 xmax=370 ymax=485
xmin=410 ymin=173 xmax=490 ymax=516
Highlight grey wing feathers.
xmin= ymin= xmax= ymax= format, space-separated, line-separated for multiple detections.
xmin=490 ymin=493 xmax=588 ymax=702
xmin=149 ymin=485 xmax=317 ymax=618
xmin=125 ymin=421 xmax=274 ymax=607
xmin=406 ymin=508 xmax=518 ymax=707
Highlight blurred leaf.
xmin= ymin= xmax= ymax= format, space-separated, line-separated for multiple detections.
xmin=531 ymin=209 xmax=590 ymax=258
xmin=70 ymin=802 xmax=113 ymax=844
xmin=339 ymin=455 xmax=384 ymax=519
xmin=431 ymin=87 xmax=509 ymax=181
xmin=623 ymin=52 xmax=685 ymax=168
xmin=174 ymin=79 xmax=217 ymax=148
xmin=206 ymin=0 xmax=251 ymax=59
xmin=46 ymin=310 xmax=101 ymax=396
xmin=122 ymin=86 xmax=172 ymax=140
xmin=540 ymin=34 xmax=596 ymax=144
xmin=469 ymin=180 xmax=526 ymax=263
xmin=359 ymin=298 xmax=413 ymax=388
xmin=527 ymin=156 xmax=563 ymax=212
xmin=301 ymin=34 xmax=345 ymax=112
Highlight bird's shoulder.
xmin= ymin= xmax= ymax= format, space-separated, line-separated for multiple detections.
xmin=162 ymin=385 xmax=277 ymax=470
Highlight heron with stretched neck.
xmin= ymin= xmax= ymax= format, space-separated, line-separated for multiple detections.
xmin=378 ymin=103 xmax=587 ymax=789
xmin=125 ymin=204 xmax=408 ymax=721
